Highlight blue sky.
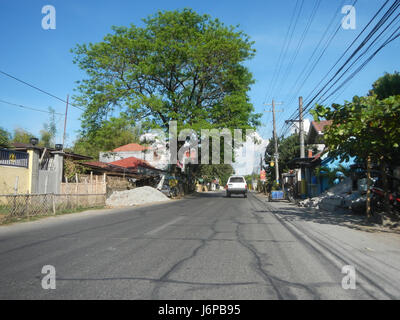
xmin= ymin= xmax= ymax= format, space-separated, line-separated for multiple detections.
xmin=0 ymin=0 xmax=399 ymax=148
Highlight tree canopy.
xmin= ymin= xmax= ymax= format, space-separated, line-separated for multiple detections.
xmin=72 ymin=8 xmax=260 ymax=138
xmin=12 ymin=128 xmax=35 ymax=145
xmin=369 ymin=71 xmax=400 ymax=100
xmin=193 ymin=164 xmax=234 ymax=185
xmin=73 ymin=117 xmax=143 ymax=159
xmin=0 ymin=127 xmax=11 ymax=148
xmin=264 ymin=134 xmax=317 ymax=182
xmin=312 ymin=94 xmax=400 ymax=166
xmin=311 ymin=72 xmax=400 ymax=217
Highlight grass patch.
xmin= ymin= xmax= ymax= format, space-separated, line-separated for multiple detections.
xmin=0 ymin=206 xmax=10 ymax=215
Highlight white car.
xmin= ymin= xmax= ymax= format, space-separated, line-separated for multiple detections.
xmin=225 ymin=176 xmax=247 ymax=198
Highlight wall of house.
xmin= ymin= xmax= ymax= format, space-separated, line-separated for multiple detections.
xmin=99 ymin=150 xmax=168 ymax=170
xmin=37 ymin=153 xmax=63 ymax=194
xmin=100 ymin=151 xmax=145 ymax=163
xmin=0 ymin=166 xmax=30 ymax=194
xmin=0 ymin=149 xmax=65 ymax=195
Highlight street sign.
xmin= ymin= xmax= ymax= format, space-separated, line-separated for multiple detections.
xmin=260 ymin=170 xmax=266 ymax=182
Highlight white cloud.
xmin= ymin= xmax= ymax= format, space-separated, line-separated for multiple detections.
xmin=233 ymin=131 xmax=269 ymax=176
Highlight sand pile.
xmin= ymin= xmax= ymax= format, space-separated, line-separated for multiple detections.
xmin=106 ymin=186 xmax=170 ymax=207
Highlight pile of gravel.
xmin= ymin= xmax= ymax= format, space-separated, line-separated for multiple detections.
xmin=299 ymin=178 xmax=355 ymax=213
xmin=106 ymin=186 xmax=170 ymax=207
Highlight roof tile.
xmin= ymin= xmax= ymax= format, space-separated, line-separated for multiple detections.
xmin=112 ymin=143 xmax=149 ymax=152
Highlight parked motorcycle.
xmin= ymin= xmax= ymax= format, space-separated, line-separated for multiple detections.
xmin=371 ymin=186 xmax=400 ymax=214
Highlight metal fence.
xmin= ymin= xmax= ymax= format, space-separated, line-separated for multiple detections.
xmin=0 ymin=149 xmax=29 ymax=168
xmin=0 ymin=193 xmax=106 ymax=222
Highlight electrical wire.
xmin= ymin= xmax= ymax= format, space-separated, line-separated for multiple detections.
xmin=0 ymin=70 xmax=84 ymax=111
xmin=0 ymin=98 xmax=65 ymax=116
xmin=280 ymin=0 xmax=399 ymax=137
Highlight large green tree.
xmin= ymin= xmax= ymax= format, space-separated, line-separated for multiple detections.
xmin=193 ymin=164 xmax=234 ymax=186
xmin=369 ymin=71 xmax=400 ymax=100
xmin=0 ymin=127 xmax=11 ymax=148
xmin=72 ymin=9 xmax=260 ymax=138
xmin=12 ymin=128 xmax=35 ymax=144
xmin=73 ymin=117 xmax=143 ymax=159
xmin=264 ymin=134 xmax=318 ymax=182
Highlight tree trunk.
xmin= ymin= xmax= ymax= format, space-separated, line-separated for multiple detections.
xmin=366 ymin=156 xmax=372 ymax=219
xmin=380 ymin=157 xmax=390 ymax=214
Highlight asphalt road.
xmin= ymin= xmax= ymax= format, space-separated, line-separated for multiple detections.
xmin=1 ymin=191 xmax=400 ymax=300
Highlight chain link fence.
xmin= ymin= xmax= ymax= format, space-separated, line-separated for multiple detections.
xmin=0 ymin=193 xmax=106 ymax=223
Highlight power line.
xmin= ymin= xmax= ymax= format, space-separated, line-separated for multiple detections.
xmin=268 ymin=0 xmax=305 ymax=104
xmin=280 ymin=0 xmax=399 ymax=137
xmin=263 ymin=0 xmax=302 ymax=106
xmin=0 ymin=98 xmax=64 ymax=116
xmin=259 ymin=0 xmax=303 ymax=139
xmin=274 ymin=0 xmax=322 ymax=128
xmin=283 ymin=0 xmax=349 ymax=119
xmin=303 ymin=0 xmax=385 ymax=103
xmin=280 ymin=0 xmax=361 ymax=133
xmin=275 ymin=0 xmax=352 ymax=136
xmin=0 ymin=70 xmax=84 ymax=112
xmin=319 ymin=21 xmax=400 ymax=106
xmin=302 ymin=0 xmax=400 ymax=114
xmin=278 ymin=0 xmax=322 ymax=99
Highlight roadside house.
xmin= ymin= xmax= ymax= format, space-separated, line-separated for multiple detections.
xmin=99 ymin=142 xmax=168 ymax=170
xmin=288 ymin=120 xmax=334 ymax=198
xmin=0 ymin=142 xmax=91 ymax=195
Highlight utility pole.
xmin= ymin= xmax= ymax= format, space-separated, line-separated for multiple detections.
xmin=62 ymin=94 xmax=69 ymax=149
xmin=265 ymin=99 xmax=284 ymax=185
xmin=285 ymin=96 xmax=306 ymax=195
xmin=299 ymin=96 xmax=305 ymax=159
xmin=285 ymin=96 xmax=305 ymax=157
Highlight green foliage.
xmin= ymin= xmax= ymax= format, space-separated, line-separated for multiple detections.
xmin=312 ymin=72 xmax=400 ymax=216
xmin=312 ymin=95 xmax=400 ymax=165
xmin=314 ymin=164 xmax=351 ymax=185
xmin=264 ymin=134 xmax=318 ymax=181
xmin=73 ymin=117 xmax=143 ymax=159
xmin=193 ymin=164 xmax=234 ymax=185
xmin=369 ymin=71 xmax=400 ymax=100
xmin=244 ymin=173 xmax=258 ymax=185
xmin=270 ymin=181 xmax=281 ymax=191
xmin=39 ymin=107 xmax=57 ymax=148
xmin=0 ymin=127 xmax=11 ymax=148
xmin=72 ymin=8 xmax=261 ymax=139
xmin=63 ymin=158 xmax=87 ymax=181
xmin=12 ymin=128 xmax=35 ymax=144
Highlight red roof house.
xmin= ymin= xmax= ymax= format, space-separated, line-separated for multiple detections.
xmin=308 ymin=120 xmax=333 ymax=145
xmin=112 ymin=143 xmax=150 ymax=152
xmin=110 ymin=157 xmax=157 ymax=171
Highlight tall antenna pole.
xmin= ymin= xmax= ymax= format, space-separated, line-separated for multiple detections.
xmin=62 ymin=94 xmax=69 ymax=149
xmin=265 ymin=99 xmax=284 ymax=185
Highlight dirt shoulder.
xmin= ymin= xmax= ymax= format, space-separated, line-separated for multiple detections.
xmin=255 ymin=192 xmax=400 ymax=235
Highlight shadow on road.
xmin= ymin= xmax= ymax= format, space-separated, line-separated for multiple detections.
xmin=255 ymin=196 xmax=400 ymax=234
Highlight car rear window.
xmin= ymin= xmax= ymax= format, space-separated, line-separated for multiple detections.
xmin=229 ymin=177 xmax=245 ymax=183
